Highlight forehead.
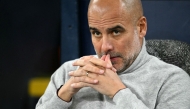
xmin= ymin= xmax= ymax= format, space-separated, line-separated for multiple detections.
xmin=88 ymin=0 xmax=131 ymax=28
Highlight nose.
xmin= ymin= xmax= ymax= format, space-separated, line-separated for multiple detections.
xmin=101 ymin=36 xmax=113 ymax=53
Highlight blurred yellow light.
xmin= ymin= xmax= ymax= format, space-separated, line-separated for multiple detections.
xmin=28 ymin=77 xmax=50 ymax=97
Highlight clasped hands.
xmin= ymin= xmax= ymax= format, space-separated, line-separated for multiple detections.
xmin=58 ymin=54 xmax=126 ymax=102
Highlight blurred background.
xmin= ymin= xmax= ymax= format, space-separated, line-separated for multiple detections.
xmin=0 ymin=0 xmax=189 ymax=109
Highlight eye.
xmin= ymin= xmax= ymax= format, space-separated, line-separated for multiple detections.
xmin=112 ymin=30 xmax=120 ymax=36
xmin=92 ymin=31 xmax=102 ymax=37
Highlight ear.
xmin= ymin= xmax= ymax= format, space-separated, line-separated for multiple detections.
xmin=137 ymin=16 xmax=147 ymax=38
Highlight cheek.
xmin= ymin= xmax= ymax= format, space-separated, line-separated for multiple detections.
xmin=119 ymin=38 xmax=130 ymax=49
xmin=92 ymin=39 xmax=101 ymax=53
xmin=118 ymin=37 xmax=134 ymax=54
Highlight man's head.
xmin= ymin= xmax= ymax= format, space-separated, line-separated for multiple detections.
xmin=88 ymin=0 xmax=147 ymax=73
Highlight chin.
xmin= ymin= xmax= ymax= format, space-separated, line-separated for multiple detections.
xmin=113 ymin=64 xmax=122 ymax=71
xmin=114 ymin=63 xmax=129 ymax=74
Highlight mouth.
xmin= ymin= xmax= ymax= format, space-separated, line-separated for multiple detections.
xmin=110 ymin=56 xmax=120 ymax=61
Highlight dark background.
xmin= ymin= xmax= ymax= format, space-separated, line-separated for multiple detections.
xmin=0 ymin=0 xmax=190 ymax=109
xmin=0 ymin=0 xmax=60 ymax=109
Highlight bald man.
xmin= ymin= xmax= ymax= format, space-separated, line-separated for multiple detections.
xmin=36 ymin=0 xmax=190 ymax=109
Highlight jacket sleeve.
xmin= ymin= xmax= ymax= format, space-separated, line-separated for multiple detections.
xmin=113 ymin=88 xmax=149 ymax=109
xmin=155 ymin=71 xmax=190 ymax=109
xmin=113 ymin=70 xmax=190 ymax=109
xmin=35 ymin=61 xmax=76 ymax=109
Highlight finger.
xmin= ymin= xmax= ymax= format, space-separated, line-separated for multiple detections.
xmin=83 ymin=64 xmax=105 ymax=74
xmin=105 ymin=54 xmax=112 ymax=65
xmin=73 ymin=76 xmax=98 ymax=84
xmin=71 ymin=82 xmax=90 ymax=89
xmin=71 ymin=79 xmax=96 ymax=89
xmin=69 ymin=68 xmax=87 ymax=77
xmin=69 ymin=67 xmax=102 ymax=78
xmin=72 ymin=59 xmax=85 ymax=66
xmin=69 ymin=63 xmax=104 ymax=77
xmin=111 ymin=67 xmax=117 ymax=73
xmin=73 ymin=55 xmax=94 ymax=66
xmin=85 ymin=72 xmax=99 ymax=79
xmin=105 ymin=54 xmax=117 ymax=73
xmin=100 ymin=55 xmax=106 ymax=61
xmin=80 ymin=55 xmax=94 ymax=60
xmin=69 ymin=71 xmax=84 ymax=77
xmin=89 ymin=57 xmax=112 ymax=68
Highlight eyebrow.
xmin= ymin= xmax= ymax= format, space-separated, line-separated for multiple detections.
xmin=89 ymin=27 xmax=99 ymax=31
xmin=89 ymin=25 xmax=125 ymax=32
xmin=107 ymin=25 xmax=125 ymax=32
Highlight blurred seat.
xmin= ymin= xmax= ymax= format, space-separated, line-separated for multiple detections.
xmin=146 ymin=39 xmax=190 ymax=75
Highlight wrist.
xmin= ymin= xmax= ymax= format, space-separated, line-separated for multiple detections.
xmin=57 ymin=85 xmax=74 ymax=102
xmin=109 ymin=86 xmax=126 ymax=98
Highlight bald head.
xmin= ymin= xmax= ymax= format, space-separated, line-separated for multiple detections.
xmin=88 ymin=0 xmax=147 ymax=73
xmin=88 ymin=0 xmax=143 ymax=25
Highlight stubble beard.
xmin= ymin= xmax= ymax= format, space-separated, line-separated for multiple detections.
xmin=118 ymin=30 xmax=141 ymax=73
xmin=97 ymin=30 xmax=142 ymax=74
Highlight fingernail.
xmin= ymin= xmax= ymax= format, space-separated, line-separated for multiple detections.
xmin=100 ymin=70 xmax=104 ymax=74
xmin=72 ymin=62 xmax=76 ymax=65
xmin=69 ymin=71 xmax=73 ymax=75
xmin=94 ymin=80 xmax=98 ymax=83
xmin=71 ymin=84 xmax=75 ymax=87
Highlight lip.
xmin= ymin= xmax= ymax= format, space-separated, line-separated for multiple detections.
xmin=110 ymin=56 xmax=119 ymax=61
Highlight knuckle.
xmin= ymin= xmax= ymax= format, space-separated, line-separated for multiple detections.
xmin=80 ymin=56 xmax=85 ymax=59
xmin=73 ymin=77 xmax=77 ymax=82
xmin=75 ymin=82 xmax=86 ymax=88
xmin=79 ymin=68 xmax=83 ymax=73
xmin=72 ymin=71 xmax=76 ymax=75
xmin=90 ymin=57 xmax=97 ymax=61
xmin=85 ymin=77 xmax=90 ymax=82
xmin=89 ymin=57 xmax=95 ymax=62
xmin=92 ymin=66 xmax=99 ymax=73
xmin=82 ymin=65 xmax=87 ymax=70
xmin=81 ymin=56 xmax=93 ymax=62
xmin=82 ymin=56 xmax=88 ymax=59
xmin=74 ymin=83 xmax=81 ymax=88
xmin=78 ymin=68 xmax=84 ymax=75
xmin=86 ymin=64 xmax=91 ymax=68
xmin=81 ymin=82 xmax=86 ymax=87
xmin=85 ymin=55 xmax=93 ymax=59
xmin=83 ymin=64 xmax=91 ymax=71
xmin=73 ymin=70 xmax=80 ymax=76
xmin=80 ymin=68 xmax=86 ymax=76
xmin=80 ymin=77 xmax=85 ymax=82
xmin=75 ymin=77 xmax=79 ymax=82
xmin=100 ymin=60 xmax=106 ymax=66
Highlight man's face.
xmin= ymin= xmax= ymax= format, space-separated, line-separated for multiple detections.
xmin=88 ymin=1 xmax=142 ymax=73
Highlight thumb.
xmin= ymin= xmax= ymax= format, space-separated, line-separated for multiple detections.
xmin=105 ymin=54 xmax=112 ymax=65
xmin=105 ymin=54 xmax=117 ymax=73
xmin=101 ymin=55 xmax=106 ymax=61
